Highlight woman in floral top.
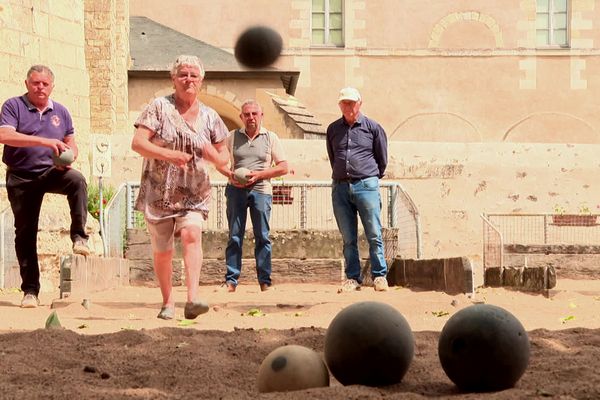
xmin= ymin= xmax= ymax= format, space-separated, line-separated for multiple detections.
xmin=131 ymin=55 xmax=229 ymax=320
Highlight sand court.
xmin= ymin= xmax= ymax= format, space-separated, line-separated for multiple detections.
xmin=0 ymin=280 xmax=598 ymax=398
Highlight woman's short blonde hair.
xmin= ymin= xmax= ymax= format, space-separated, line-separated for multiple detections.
xmin=170 ymin=55 xmax=205 ymax=78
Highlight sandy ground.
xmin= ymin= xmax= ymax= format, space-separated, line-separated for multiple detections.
xmin=0 ymin=280 xmax=599 ymax=399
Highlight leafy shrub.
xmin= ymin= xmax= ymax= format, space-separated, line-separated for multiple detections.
xmin=88 ymin=183 xmax=115 ymax=220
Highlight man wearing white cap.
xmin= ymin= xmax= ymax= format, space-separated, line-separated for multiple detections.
xmin=326 ymin=87 xmax=389 ymax=292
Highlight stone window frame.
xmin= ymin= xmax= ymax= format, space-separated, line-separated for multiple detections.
xmin=536 ymin=0 xmax=570 ymax=48
xmin=310 ymin=0 xmax=344 ymax=47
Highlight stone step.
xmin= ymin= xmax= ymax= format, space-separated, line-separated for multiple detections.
xmin=59 ymin=255 xmax=130 ymax=298
xmin=126 ymin=228 xmax=402 ymax=260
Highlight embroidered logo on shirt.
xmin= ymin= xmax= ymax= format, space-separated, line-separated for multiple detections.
xmin=51 ymin=115 xmax=61 ymax=127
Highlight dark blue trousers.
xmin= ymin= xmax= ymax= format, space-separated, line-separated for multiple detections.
xmin=6 ymin=167 xmax=88 ymax=295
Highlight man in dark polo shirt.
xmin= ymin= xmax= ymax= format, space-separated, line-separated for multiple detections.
xmin=326 ymin=87 xmax=389 ymax=292
xmin=0 ymin=65 xmax=90 ymax=308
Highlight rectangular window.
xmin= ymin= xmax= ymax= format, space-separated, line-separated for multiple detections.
xmin=311 ymin=0 xmax=344 ymax=47
xmin=536 ymin=0 xmax=569 ymax=47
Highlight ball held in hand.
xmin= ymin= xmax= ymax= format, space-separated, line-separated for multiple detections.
xmin=233 ymin=167 xmax=251 ymax=184
xmin=234 ymin=26 xmax=282 ymax=68
xmin=52 ymin=148 xmax=74 ymax=166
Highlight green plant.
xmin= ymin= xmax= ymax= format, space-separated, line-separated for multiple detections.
xmin=88 ymin=183 xmax=115 ymax=220
xmin=579 ymin=203 xmax=591 ymax=215
xmin=553 ymin=204 xmax=566 ymax=215
xmin=133 ymin=210 xmax=146 ymax=228
xmin=553 ymin=202 xmax=593 ymax=215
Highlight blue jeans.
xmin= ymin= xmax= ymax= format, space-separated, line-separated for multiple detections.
xmin=332 ymin=177 xmax=387 ymax=283
xmin=225 ymin=185 xmax=272 ymax=286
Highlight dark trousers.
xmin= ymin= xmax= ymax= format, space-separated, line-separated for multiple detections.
xmin=6 ymin=167 xmax=89 ymax=295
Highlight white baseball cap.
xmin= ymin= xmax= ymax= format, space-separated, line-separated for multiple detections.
xmin=338 ymin=87 xmax=361 ymax=102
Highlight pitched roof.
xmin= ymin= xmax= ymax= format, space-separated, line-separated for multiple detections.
xmin=129 ymin=16 xmax=299 ymax=94
xmin=130 ymin=16 xmax=244 ymax=72
xmin=266 ymin=92 xmax=327 ymax=138
xmin=129 ymin=16 xmax=300 ymax=94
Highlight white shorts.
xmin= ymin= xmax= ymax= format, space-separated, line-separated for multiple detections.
xmin=145 ymin=212 xmax=204 ymax=252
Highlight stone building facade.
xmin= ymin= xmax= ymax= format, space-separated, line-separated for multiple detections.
xmin=0 ymin=0 xmax=129 ymax=290
xmin=130 ymin=0 xmax=600 ymax=144
xmin=1 ymin=1 xmax=600 ymax=288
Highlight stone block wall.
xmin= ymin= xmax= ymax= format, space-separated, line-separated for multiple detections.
xmin=125 ymin=229 xmax=360 ymax=286
xmin=0 ymin=1 xmax=91 ymax=168
xmin=1 ymin=195 xmax=104 ymax=292
xmin=387 ymin=257 xmax=474 ymax=295
xmin=84 ymin=0 xmax=130 ymax=136
xmin=0 ymin=1 xmax=130 ymax=294
xmin=59 ymin=254 xmax=129 ymax=298
xmin=484 ymin=265 xmax=557 ymax=293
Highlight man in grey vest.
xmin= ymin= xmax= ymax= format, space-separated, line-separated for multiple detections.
xmin=217 ymin=99 xmax=289 ymax=292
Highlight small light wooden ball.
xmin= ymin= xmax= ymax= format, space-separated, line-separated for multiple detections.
xmin=257 ymin=345 xmax=330 ymax=393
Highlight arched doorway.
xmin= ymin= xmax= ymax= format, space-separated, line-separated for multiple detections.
xmin=199 ymin=93 xmax=242 ymax=131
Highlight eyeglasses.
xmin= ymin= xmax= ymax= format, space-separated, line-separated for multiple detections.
xmin=176 ymin=72 xmax=201 ymax=81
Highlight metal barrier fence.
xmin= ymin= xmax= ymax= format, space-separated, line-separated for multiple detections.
xmin=102 ymin=182 xmax=128 ymax=258
xmin=481 ymin=213 xmax=503 ymax=270
xmin=0 ymin=180 xmax=422 ymax=271
xmin=481 ymin=213 xmax=600 ymax=269
xmin=0 ymin=207 xmax=17 ymax=289
xmin=104 ymin=180 xmax=422 ymax=260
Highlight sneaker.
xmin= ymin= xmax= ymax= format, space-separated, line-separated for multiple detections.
xmin=73 ymin=239 xmax=90 ymax=256
xmin=184 ymin=300 xmax=209 ymax=320
xmin=374 ymin=276 xmax=389 ymax=292
xmin=341 ymin=279 xmax=360 ymax=292
xmin=21 ymin=293 xmax=40 ymax=308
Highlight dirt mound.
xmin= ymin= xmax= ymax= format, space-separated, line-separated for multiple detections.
xmin=0 ymin=327 xmax=598 ymax=399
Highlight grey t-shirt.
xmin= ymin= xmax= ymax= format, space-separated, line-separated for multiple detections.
xmin=226 ymin=127 xmax=286 ymax=195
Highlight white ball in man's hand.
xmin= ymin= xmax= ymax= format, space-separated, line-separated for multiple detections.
xmin=52 ymin=148 xmax=74 ymax=166
xmin=233 ymin=167 xmax=251 ymax=184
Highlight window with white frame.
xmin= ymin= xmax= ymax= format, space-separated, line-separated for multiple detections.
xmin=536 ymin=0 xmax=569 ymax=47
xmin=311 ymin=0 xmax=344 ymax=47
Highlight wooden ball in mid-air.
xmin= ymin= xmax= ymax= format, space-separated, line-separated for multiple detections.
xmin=234 ymin=26 xmax=282 ymax=68
xmin=438 ymin=304 xmax=530 ymax=392
xmin=257 ymin=345 xmax=329 ymax=393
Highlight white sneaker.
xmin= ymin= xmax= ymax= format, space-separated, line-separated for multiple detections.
xmin=374 ymin=276 xmax=389 ymax=292
xmin=21 ymin=293 xmax=40 ymax=308
xmin=73 ymin=239 xmax=90 ymax=256
xmin=341 ymin=279 xmax=360 ymax=292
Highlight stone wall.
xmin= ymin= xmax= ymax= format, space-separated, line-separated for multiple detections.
xmin=1 ymin=195 xmax=104 ymax=292
xmin=0 ymin=0 xmax=91 ymax=164
xmin=0 ymin=1 xmax=129 ymax=292
xmin=84 ymin=0 xmax=129 ymax=136
xmin=111 ymin=139 xmax=600 ymax=272
xmin=125 ymin=228 xmax=398 ymax=286
xmin=131 ymin=0 xmax=600 ymax=144
xmin=126 ymin=229 xmax=476 ymax=294
xmin=484 ymin=265 xmax=557 ymax=293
